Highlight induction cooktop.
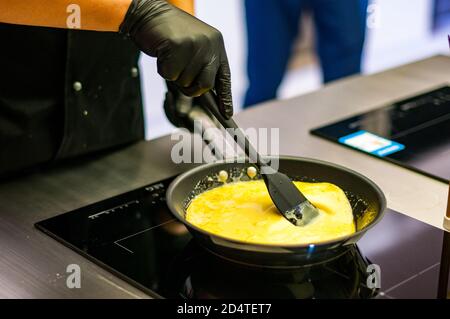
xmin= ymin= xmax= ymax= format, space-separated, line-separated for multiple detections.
xmin=35 ymin=176 xmax=450 ymax=299
xmin=311 ymin=86 xmax=450 ymax=182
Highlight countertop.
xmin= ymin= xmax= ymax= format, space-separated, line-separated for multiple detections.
xmin=0 ymin=55 xmax=449 ymax=298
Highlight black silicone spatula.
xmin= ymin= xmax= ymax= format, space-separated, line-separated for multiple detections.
xmin=199 ymin=92 xmax=319 ymax=226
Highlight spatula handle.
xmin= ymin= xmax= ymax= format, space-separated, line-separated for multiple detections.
xmin=198 ymin=92 xmax=270 ymax=169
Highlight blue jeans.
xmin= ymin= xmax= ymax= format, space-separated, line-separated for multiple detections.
xmin=244 ymin=0 xmax=369 ymax=108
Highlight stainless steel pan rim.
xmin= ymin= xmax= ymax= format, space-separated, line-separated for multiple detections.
xmin=166 ymin=155 xmax=387 ymax=249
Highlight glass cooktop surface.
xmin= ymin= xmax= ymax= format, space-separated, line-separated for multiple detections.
xmin=35 ymin=176 xmax=450 ymax=299
xmin=311 ymin=86 xmax=450 ymax=182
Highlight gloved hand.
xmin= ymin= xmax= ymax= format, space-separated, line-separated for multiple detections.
xmin=120 ymin=0 xmax=233 ymax=119
xmin=163 ymin=81 xmax=194 ymax=130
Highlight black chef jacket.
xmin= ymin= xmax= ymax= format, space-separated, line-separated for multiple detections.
xmin=0 ymin=23 xmax=145 ymax=177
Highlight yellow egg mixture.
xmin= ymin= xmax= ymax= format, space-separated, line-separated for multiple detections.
xmin=186 ymin=181 xmax=355 ymax=245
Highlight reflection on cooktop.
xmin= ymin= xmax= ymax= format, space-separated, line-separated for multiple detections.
xmin=35 ymin=176 xmax=450 ymax=299
xmin=311 ymin=86 xmax=450 ymax=182
xmin=164 ymin=241 xmax=377 ymax=299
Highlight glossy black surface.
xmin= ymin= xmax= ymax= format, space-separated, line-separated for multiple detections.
xmin=36 ymin=176 xmax=450 ymax=299
xmin=311 ymin=86 xmax=450 ymax=182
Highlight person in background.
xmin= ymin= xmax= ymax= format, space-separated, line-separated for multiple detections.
xmin=243 ymin=0 xmax=368 ymax=108
xmin=0 ymin=0 xmax=232 ymax=177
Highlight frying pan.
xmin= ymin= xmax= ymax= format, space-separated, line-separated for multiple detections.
xmin=166 ymin=99 xmax=386 ymax=267
xmin=166 ymin=155 xmax=386 ymax=268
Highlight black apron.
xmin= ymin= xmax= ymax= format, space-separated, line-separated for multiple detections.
xmin=0 ymin=23 xmax=145 ymax=176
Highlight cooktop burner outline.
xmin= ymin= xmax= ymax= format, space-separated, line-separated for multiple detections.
xmin=113 ymin=219 xmax=177 ymax=254
xmin=383 ymin=262 xmax=440 ymax=295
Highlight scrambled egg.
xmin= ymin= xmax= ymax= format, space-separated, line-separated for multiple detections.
xmin=186 ymin=181 xmax=355 ymax=245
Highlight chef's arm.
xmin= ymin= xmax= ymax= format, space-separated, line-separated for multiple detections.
xmin=0 ymin=0 xmax=194 ymax=31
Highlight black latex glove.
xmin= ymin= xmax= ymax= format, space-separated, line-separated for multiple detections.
xmin=120 ymin=0 xmax=233 ymax=119
xmin=163 ymin=81 xmax=194 ymax=130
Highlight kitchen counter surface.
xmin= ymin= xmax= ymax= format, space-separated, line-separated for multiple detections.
xmin=0 ymin=55 xmax=449 ymax=298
